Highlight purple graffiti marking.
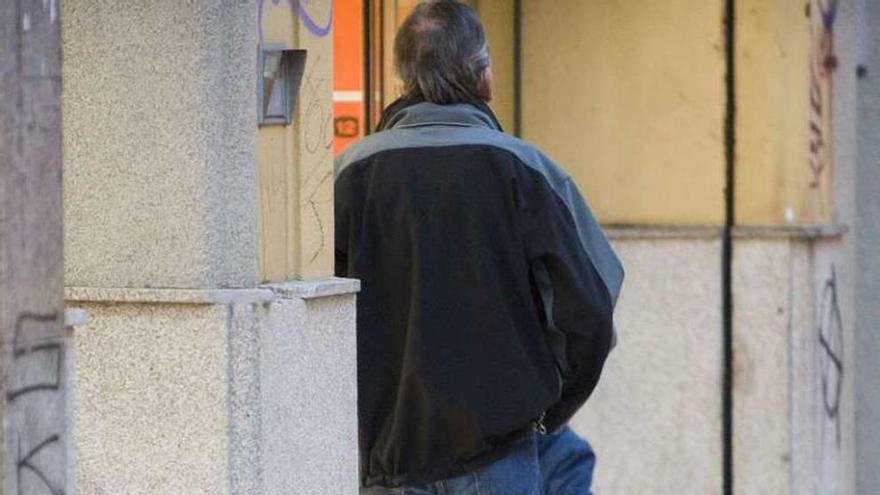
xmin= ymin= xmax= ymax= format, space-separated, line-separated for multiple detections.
xmin=259 ymin=0 xmax=334 ymax=41
xmin=817 ymin=0 xmax=840 ymax=30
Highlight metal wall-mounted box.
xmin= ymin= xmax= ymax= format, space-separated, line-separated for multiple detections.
xmin=258 ymin=46 xmax=307 ymax=126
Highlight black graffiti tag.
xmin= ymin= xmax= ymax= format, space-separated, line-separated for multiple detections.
xmin=6 ymin=312 xmax=62 ymax=402
xmin=17 ymin=434 xmax=64 ymax=495
xmin=818 ymin=266 xmax=844 ymax=449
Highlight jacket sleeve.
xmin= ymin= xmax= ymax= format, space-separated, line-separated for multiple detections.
xmin=522 ymin=175 xmax=624 ymax=431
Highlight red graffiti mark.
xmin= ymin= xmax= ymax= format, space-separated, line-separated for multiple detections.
xmin=806 ymin=0 xmax=839 ymax=189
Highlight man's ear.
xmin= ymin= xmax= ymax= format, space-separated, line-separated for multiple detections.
xmin=479 ymin=66 xmax=494 ymax=102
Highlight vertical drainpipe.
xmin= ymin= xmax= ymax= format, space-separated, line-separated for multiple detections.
xmin=722 ymin=0 xmax=736 ymax=494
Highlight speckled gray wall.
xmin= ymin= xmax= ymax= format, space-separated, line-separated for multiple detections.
xmin=74 ymin=302 xmax=231 ymax=494
xmin=260 ymin=294 xmax=359 ymax=494
xmin=72 ymin=287 xmax=359 ymax=494
xmin=731 ymin=238 xmax=839 ymax=495
xmin=62 ymin=0 xmax=259 ymax=288
xmin=855 ymin=1 xmax=880 ymax=492
xmin=570 ymin=237 xmax=723 ymax=494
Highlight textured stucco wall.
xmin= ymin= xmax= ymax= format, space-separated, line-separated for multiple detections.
xmin=61 ymin=1 xmax=357 ymax=493
xmin=62 ymin=0 xmax=259 ymax=288
xmin=731 ymin=239 xmax=817 ymax=495
xmin=811 ymin=239 xmax=854 ymax=495
xmin=71 ymin=286 xmax=358 ymax=495
xmin=578 ymin=233 xmax=859 ymax=495
xmin=261 ymin=294 xmax=359 ymax=494
xmin=74 ymin=302 xmax=230 ymax=494
xmin=731 ymin=236 xmax=858 ymax=495
xmin=731 ymin=240 xmax=795 ymax=495
xmin=570 ymin=237 xmax=723 ymax=494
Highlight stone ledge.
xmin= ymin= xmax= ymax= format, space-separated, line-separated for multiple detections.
xmin=730 ymin=223 xmax=848 ymax=239
xmin=64 ymin=278 xmax=360 ymax=305
xmin=604 ymin=224 xmax=848 ymax=240
xmin=264 ymin=278 xmax=361 ymax=300
xmin=605 ymin=225 xmax=724 ymax=240
xmin=65 ymin=286 xmax=276 ymax=305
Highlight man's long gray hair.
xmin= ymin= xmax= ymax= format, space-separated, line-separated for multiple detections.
xmin=394 ymin=0 xmax=491 ymax=104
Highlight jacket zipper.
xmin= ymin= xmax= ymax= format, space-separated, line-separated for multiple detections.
xmin=533 ymin=411 xmax=548 ymax=435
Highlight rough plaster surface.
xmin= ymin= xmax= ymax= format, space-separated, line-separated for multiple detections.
xmin=570 ymin=238 xmax=723 ymax=495
xmin=722 ymin=237 xmax=855 ymax=495
xmin=74 ymin=302 xmax=230 ymax=495
xmin=260 ymin=294 xmax=359 ymax=494
xmin=812 ymin=239 xmax=853 ymax=495
xmin=61 ymin=0 xmax=259 ymax=288
xmin=779 ymin=242 xmax=815 ymax=495
xmin=730 ymin=235 xmax=853 ymax=495
xmin=732 ymin=240 xmax=804 ymax=495
xmin=72 ymin=287 xmax=358 ymax=494
xmin=227 ymin=302 xmax=265 ymax=494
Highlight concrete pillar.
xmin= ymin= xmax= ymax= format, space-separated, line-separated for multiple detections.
xmin=0 ymin=1 xmax=72 ymax=493
xmin=61 ymin=1 xmax=358 ymax=493
xmin=854 ymin=1 xmax=880 ymax=493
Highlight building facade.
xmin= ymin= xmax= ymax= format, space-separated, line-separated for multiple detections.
xmin=2 ymin=0 xmax=873 ymax=493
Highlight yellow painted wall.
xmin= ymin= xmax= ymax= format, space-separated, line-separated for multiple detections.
xmin=476 ymin=0 xmax=515 ymax=132
xmin=363 ymin=0 xmax=830 ymax=226
xmin=381 ymin=1 xmax=406 ymax=106
xmin=258 ymin=1 xmax=334 ymax=281
xmin=736 ymin=0 xmax=833 ymax=224
xmin=521 ymin=0 xmax=726 ymax=225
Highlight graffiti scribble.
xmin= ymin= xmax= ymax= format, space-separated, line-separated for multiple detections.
xmin=17 ymin=434 xmax=64 ymax=495
xmin=6 ymin=312 xmax=63 ymax=402
xmin=817 ymin=265 xmax=844 ymax=449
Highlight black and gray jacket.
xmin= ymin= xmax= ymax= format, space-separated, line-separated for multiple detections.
xmin=334 ymin=99 xmax=624 ymax=487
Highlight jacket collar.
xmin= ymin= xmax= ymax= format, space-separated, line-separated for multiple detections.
xmin=376 ymin=97 xmax=504 ymax=133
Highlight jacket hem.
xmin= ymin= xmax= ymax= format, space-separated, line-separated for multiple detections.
xmin=362 ymin=423 xmax=536 ymax=488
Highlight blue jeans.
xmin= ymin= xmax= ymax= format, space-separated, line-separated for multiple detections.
xmin=361 ymin=426 xmax=596 ymax=495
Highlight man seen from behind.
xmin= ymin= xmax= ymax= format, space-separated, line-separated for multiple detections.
xmin=334 ymin=1 xmax=625 ymax=493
